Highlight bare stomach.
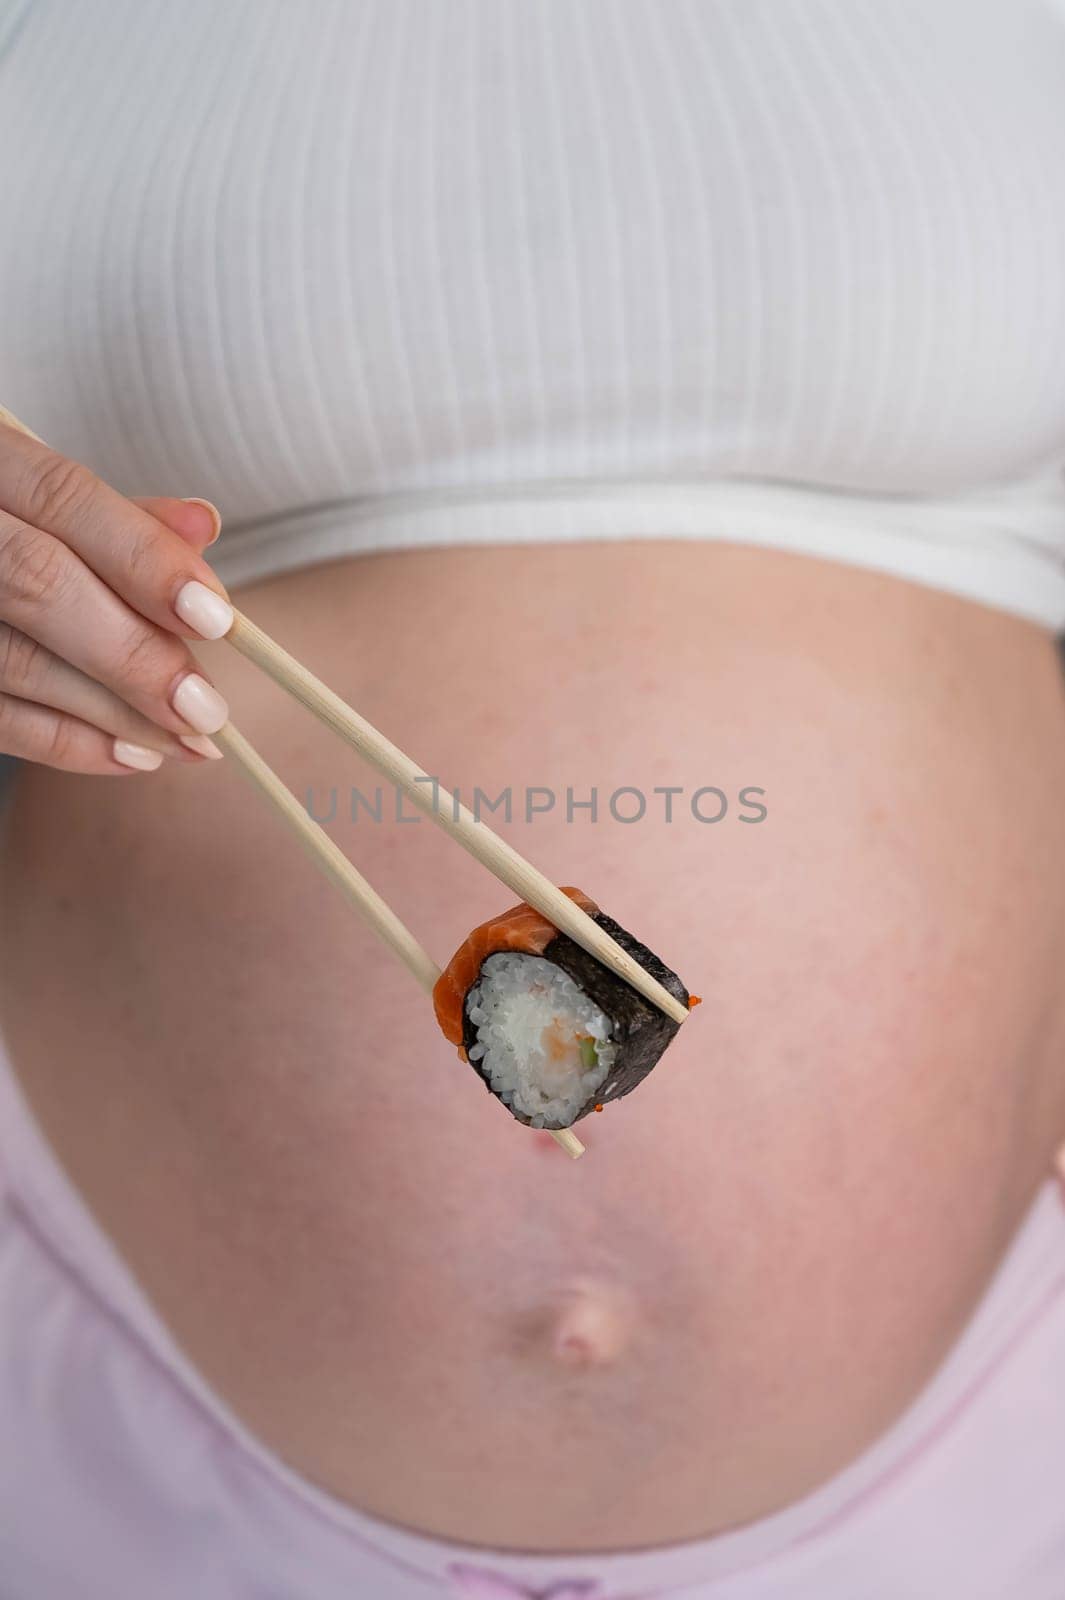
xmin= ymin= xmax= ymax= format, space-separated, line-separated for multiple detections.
xmin=1 ymin=541 xmax=1064 ymax=1551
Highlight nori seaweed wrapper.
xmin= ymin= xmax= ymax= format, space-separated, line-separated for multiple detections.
xmin=461 ymin=909 xmax=690 ymax=1128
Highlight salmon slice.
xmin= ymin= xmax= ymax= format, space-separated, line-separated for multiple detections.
xmin=432 ymin=886 xmax=600 ymax=1050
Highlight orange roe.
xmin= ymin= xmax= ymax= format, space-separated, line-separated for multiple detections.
xmin=687 ymin=994 xmax=703 ymax=1009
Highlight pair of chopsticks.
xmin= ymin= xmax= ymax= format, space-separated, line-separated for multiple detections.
xmin=0 ymin=404 xmax=690 ymax=1159
xmin=217 ymin=612 xmax=692 ymax=1159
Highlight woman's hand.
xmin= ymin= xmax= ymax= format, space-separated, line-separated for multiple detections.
xmin=0 ymin=422 xmax=234 ymax=773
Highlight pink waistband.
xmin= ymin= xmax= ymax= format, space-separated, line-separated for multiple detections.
xmin=2 ymin=1031 xmax=1065 ymax=1598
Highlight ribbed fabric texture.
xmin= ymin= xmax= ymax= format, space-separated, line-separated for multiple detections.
xmin=2 ymin=0 xmax=1065 ymax=623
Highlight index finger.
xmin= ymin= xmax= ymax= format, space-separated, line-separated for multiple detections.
xmin=0 ymin=425 xmax=232 ymax=642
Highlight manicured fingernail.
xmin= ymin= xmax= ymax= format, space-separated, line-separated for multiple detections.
xmin=180 ymin=734 xmax=224 ymax=760
xmin=174 ymin=579 xmax=233 ymax=640
xmin=114 ymin=739 xmax=163 ymax=771
xmin=172 ymin=674 xmax=229 ymax=734
xmin=182 ymin=497 xmax=222 ymax=545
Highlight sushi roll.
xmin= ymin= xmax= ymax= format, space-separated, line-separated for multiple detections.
xmin=433 ymin=887 xmax=694 ymax=1130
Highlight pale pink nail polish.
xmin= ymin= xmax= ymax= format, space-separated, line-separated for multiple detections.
xmin=181 ymin=497 xmax=222 ymax=545
xmin=174 ymin=579 xmax=233 ymax=640
xmin=172 ymin=674 xmax=228 ymax=734
xmin=114 ymin=740 xmax=163 ymax=771
xmin=180 ymin=734 xmax=224 ymax=760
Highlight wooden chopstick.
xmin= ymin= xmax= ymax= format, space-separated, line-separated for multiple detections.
xmin=224 ymin=609 xmax=690 ymax=1027
xmin=212 ymin=722 xmax=440 ymax=994
xmin=0 ymin=403 xmax=44 ymax=442
xmin=0 ymin=400 xmax=691 ymax=1155
xmin=0 ymin=400 xmax=686 ymax=1028
xmin=213 ymin=721 xmax=586 ymax=1161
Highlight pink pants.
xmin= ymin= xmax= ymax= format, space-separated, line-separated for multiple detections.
xmin=2 ymin=1037 xmax=1065 ymax=1600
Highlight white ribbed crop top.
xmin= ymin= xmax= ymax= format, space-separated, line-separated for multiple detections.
xmin=2 ymin=0 xmax=1065 ymax=627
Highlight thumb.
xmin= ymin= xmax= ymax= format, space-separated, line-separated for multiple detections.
xmin=131 ymin=495 xmax=222 ymax=552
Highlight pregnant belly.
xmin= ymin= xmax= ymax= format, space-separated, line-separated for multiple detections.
xmin=1 ymin=541 xmax=1064 ymax=1550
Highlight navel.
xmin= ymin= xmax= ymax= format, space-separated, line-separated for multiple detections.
xmin=547 ymin=1280 xmax=632 ymax=1367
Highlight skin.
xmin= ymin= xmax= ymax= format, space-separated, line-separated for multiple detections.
xmin=0 ymin=421 xmax=231 ymax=771
xmin=1 ymin=533 xmax=1065 ymax=1550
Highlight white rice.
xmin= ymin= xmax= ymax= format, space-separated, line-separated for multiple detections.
xmin=465 ymin=952 xmax=615 ymax=1127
